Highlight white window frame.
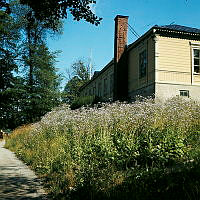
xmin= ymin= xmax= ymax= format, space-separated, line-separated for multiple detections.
xmin=104 ymin=78 xmax=108 ymax=96
xmin=110 ymin=73 xmax=114 ymax=94
xmin=93 ymin=82 xmax=96 ymax=96
xmin=192 ymin=47 xmax=200 ymax=75
xmin=139 ymin=50 xmax=147 ymax=79
xmin=98 ymin=82 xmax=102 ymax=97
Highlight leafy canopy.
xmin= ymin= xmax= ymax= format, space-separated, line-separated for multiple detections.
xmin=0 ymin=0 xmax=102 ymax=29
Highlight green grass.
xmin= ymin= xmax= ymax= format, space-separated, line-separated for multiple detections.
xmin=5 ymin=97 xmax=200 ymax=200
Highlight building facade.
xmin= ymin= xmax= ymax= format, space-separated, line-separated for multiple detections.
xmin=80 ymin=15 xmax=200 ymax=101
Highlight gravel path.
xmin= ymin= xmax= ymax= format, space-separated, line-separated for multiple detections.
xmin=0 ymin=140 xmax=48 ymax=200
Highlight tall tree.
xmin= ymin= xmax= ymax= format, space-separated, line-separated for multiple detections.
xmin=15 ymin=3 xmax=63 ymax=123
xmin=0 ymin=10 xmax=22 ymax=129
xmin=0 ymin=1 xmax=63 ymax=128
xmin=63 ymin=59 xmax=91 ymax=103
xmin=22 ymin=44 xmax=61 ymax=123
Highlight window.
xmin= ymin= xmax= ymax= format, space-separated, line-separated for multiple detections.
xmin=93 ymin=83 xmax=96 ymax=95
xmin=98 ymin=82 xmax=102 ymax=97
xmin=139 ymin=50 xmax=147 ymax=78
xmin=104 ymin=78 xmax=108 ymax=95
xmin=193 ymin=49 xmax=200 ymax=74
xmin=110 ymin=74 xmax=114 ymax=94
xmin=180 ymin=90 xmax=189 ymax=97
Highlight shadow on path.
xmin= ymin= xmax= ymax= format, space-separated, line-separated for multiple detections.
xmin=0 ymin=173 xmax=47 ymax=200
xmin=0 ymin=140 xmax=49 ymax=200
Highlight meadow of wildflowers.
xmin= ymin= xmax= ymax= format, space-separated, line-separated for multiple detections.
xmin=5 ymin=97 xmax=200 ymax=200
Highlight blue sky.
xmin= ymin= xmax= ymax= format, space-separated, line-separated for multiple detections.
xmin=47 ymin=0 xmax=200 ymax=87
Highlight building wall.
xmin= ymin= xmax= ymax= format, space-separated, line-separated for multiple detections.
xmin=155 ymin=36 xmax=200 ymax=100
xmin=80 ymin=34 xmax=200 ymax=102
xmin=128 ymin=36 xmax=155 ymax=99
xmin=80 ymin=63 xmax=114 ymax=100
xmin=155 ymin=83 xmax=200 ymax=101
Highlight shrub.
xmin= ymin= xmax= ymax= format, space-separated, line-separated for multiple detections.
xmin=70 ymin=95 xmax=102 ymax=109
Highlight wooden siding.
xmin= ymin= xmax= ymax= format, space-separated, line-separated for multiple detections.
xmin=80 ymin=33 xmax=200 ymax=101
xmin=128 ymin=36 xmax=155 ymax=94
xmin=194 ymin=75 xmax=200 ymax=84
xmin=156 ymin=36 xmax=200 ymax=85
xmin=80 ymin=63 xmax=114 ymax=100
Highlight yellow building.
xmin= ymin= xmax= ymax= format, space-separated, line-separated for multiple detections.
xmin=80 ymin=15 xmax=200 ymax=101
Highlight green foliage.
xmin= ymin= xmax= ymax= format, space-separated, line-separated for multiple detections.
xmin=22 ymin=43 xmax=62 ymax=123
xmin=0 ymin=2 xmax=62 ymax=129
xmin=71 ymin=59 xmax=90 ymax=81
xmin=0 ymin=76 xmax=27 ymax=129
xmin=0 ymin=0 xmax=102 ymax=30
xmin=63 ymin=59 xmax=90 ymax=103
xmin=5 ymin=98 xmax=200 ymax=199
xmin=70 ymin=95 xmax=101 ymax=109
xmin=0 ymin=10 xmax=22 ymax=129
xmin=0 ymin=0 xmax=10 ymax=13
xmin=19 ymin=0 xmax=102 ymax=28
xmin=63 ymin=76 xmax=85 ymax=103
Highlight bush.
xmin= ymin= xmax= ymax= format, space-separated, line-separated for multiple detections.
xmin=70 ymin=95 xmax=102 ymax=109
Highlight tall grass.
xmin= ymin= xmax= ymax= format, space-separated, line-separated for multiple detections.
xmin=5 ymin=97 xmax=200 ymax=199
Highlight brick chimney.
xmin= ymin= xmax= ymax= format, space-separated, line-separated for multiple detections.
xmin=114 ymin=15 xmax=129 ymax=63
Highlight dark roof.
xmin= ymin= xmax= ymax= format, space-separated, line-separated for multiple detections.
xmin=154 ymin=24 xmax=200 ymax=34
xmin=127 ymin=24 xmax=200 ymax=52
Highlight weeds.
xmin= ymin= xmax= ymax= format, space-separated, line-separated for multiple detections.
xmin=5 ymin=97 xmax=200 ymax=199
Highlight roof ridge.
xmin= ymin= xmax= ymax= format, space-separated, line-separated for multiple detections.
xmin=154 ymin=24 xmax=200 ymax=34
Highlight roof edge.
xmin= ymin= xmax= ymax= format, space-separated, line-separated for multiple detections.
xmin=79 ymin=59 xmax=114 ymax=91
xmin=127 ymin=27 xmax=154 ymax=51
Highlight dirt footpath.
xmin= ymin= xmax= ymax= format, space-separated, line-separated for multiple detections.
xmin=0 ymin=140 xmax=48 ymax=200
